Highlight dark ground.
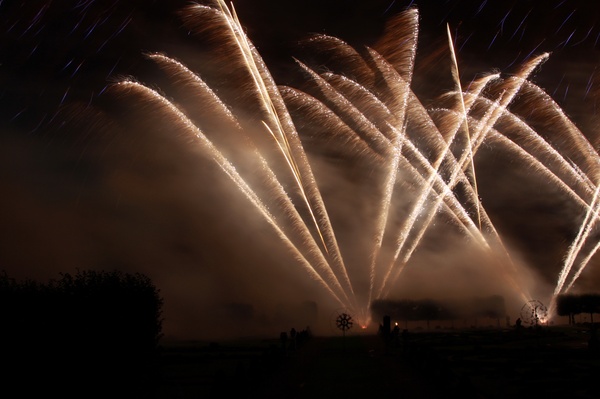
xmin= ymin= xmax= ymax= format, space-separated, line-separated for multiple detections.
xmin=156 ymin=325 xmax=600 ymax=399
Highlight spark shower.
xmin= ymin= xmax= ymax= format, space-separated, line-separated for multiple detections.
xmin=111 ymin=1 xmax=599 ymax=326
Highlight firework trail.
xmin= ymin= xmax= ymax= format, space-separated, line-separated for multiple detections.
xmin=110 ymin=1 xmax=600 ymax=323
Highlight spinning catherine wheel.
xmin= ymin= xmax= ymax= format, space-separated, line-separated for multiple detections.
xmin=520 ymin=300 xmax=548 ymax=326
xmin=336 ymin=312 xmax=354 ymax=334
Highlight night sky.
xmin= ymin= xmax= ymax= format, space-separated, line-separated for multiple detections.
xmin=1 ymin=0 xmax=600 ymax=339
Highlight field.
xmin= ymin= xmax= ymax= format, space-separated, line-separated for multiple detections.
xmin=156 ymin=325 xmax=600 ymax=398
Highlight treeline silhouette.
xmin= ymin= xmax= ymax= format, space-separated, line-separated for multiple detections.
xmin=0 ymin=269 xmax=163 ymax=398
xmin=371 ymin=296 xmax=507 ymax=329
xmin=556 ymin=293 xmax=600 ymax=325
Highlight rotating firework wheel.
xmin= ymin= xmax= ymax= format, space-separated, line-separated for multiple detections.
xmin=332 ymin=311 xmax=354 ymax=352
xmin=520 ymin=300 xmax=548 ymax=326
xmin=336 ymin=312 xmax=354 ymax=334
xmin=329 ymin=308 xmax=351 ymax=332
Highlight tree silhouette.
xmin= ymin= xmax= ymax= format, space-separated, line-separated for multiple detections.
xmin=417 ymin=299 xmax=440 ymax=329
xmin=556 ymin=294 xmax=580 ymax=325
xmin=0 ymin=269 xmax=164 ymax=398
xmin=556 ymin=293 xmax=600 ymax=325
xmin=580 ymin=294 xmax=600 ymax=324
xmin=371 ymin=295 xmax=507 ymax=329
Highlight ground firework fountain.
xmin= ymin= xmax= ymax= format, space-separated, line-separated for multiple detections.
xmin=111 ymin=0 xmax=599 ymax=327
